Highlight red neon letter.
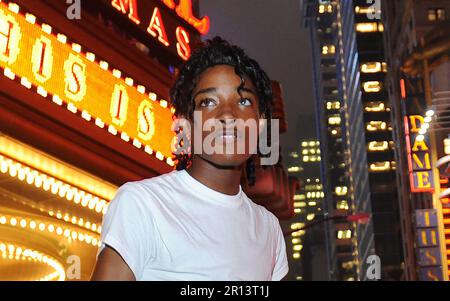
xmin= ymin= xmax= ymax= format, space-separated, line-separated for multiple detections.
xmin=161 ymin=0 xmax=176 ymax=9
xmin=147 ymin=7 xmax=170 ymax=47
xmin=176 ymin=26 xmax=191 ymax=61
xmin=175 ymin=0 xmax=210 ymax=35
xmin=111 ymin=0 xmax=141 ymax=24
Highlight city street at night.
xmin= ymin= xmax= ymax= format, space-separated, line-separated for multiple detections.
xmin=0 ymin=0 xmax=449 ymax=285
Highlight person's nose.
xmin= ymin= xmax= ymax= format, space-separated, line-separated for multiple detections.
xmin=217 ymin=101 xmax=237 ymax=126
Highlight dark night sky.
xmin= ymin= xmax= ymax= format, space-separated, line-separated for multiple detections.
xmin=198 ymin=0 xmax=316 ymax=153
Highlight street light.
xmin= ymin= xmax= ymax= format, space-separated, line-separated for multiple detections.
xmin=284 ymin=213 xmax=371 ymax=237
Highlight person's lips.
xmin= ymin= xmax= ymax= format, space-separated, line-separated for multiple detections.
xmin=213 ymin=128 xmax=241 ymax=144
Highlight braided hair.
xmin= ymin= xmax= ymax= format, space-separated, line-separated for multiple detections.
xmin=169 ymin=37 xmax=273 ymax=185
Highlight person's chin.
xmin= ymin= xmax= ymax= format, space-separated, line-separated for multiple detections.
xmin=202 ymin=154 xmax=249 ymax=169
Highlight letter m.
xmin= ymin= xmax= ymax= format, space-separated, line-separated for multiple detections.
xmin=111 ymin=0 xmax=141 ymax=24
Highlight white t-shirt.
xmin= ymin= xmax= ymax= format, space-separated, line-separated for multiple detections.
xmin=98 ymin=169 xmax=288 ymax=281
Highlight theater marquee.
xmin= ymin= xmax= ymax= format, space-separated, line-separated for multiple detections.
xmin=108 ymin=0 xmax=210 ymax=61
xmin=0 ymin=2 xmax=176 ymax=164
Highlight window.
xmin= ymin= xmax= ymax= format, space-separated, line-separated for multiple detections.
xmin=336 ymin=200 xmax=349 ymax=210
xmin=429 ymin=8 xmax=446 ymax=21
xmin=369 ymin=161 xmax=396 ymax=172
xmin=356 ymin=22 xmax=384 ymax=32
xmin=328 ymin=115 xmax=341 ymax=125
xmin=365 ymin=101 xmax=387 ymax=112
xmin=335 ymin=186 xmax=348 ymax=196
xmin=326 ymin=101 xmax=341 ymax=110
xmin=360 ymin=62 xmax=387 ymax=73
xmin=368 ymin=141 xmax=389 ymax=151
xmin=307 ymin=214 xmax=315 ymax=221
xmin=319 ymin=4 xmax=333 ymax=14
xmin=322 ymin=45 xmax=336 ymax=55
xmin=428 ymin=9 xmax=437 ymax=21
xmin=337 ymin=230 xmax=352 ymax=239
xmin=366 ymin=121 xmax=388 ymax=131
xmin=363 ymin=81 xmax=383 ymax=93
xmin=355 ymin=6 xmax=378 ymax=16
xmin=294 ymin=194 xmax=305 ymax=200
xmin=437 ymin=9 xmax=446 ymax=21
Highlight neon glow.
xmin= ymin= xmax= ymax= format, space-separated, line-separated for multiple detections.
xmin=0 ymin=3 xmax=175 ymax=161
xmin=404 ymin=115 xmax=435 ymax=193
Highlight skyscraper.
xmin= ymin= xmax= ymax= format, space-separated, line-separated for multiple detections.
xmin=301 ymin=0 xmax=405 ymax=280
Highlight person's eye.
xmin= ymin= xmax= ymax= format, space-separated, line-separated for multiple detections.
xmin=239 ymin=98 xmax=253 ymax=106
xmin=198 ymin=98 xmax=217 ymax=107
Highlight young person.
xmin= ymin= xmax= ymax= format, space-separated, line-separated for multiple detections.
xmin=91 ymin=37 xmax=288 ymax=281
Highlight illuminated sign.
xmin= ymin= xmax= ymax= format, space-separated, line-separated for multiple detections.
xmin=108 ymin=0 xmax=210 ymax=61
xmin=415 ymin=209 xmax=443 ymax=281
xmin=404 ymin=115 xmax=435 ymax=192
xmin=0 ymin=3 xmax=175 ymax=164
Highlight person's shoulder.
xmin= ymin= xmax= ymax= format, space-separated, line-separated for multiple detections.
xmin=242 ymin=192 xmax=279 ymax=225
xmin=123 ymin=170 xmax=180 ymax=191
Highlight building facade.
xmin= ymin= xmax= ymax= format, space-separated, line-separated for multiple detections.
xmin=0 ymin=0 xmax=208 ymax=280
xmin=302 ymin=0 xmax=408 ymax=280
xmin=382 ymin=0 xmax=450 ymax=281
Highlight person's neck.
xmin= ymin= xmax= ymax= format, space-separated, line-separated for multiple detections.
xmin=186 ymin=156 xmax=243 ymax=195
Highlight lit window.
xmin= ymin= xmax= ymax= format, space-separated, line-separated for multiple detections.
xmin=437 ymin=8 xmax=446 ymax=20
xmin=308 ymin=201 xmax=317 ymax=207
xmin=303 ymin=156 xmax=309 ymax=162
xmin=294 ymin=208 xmax=302 ymax=214
xmin=293 ymin=252 xmax=301 ymax=259
xmin=327 ymin=101 xmax=341 ymax=110
xmin=429 ymin=8 xmax=446 ymax=21
xmin=366 ymin=121 xmax=387 ymax=131
xmin=319 ymin=4 xmax=333 ymax=14
xmin=301 ymin=141 xmax=308 ymax=147
xmin=291 ymin=222 xmax=305 ymax=230
xmin=365 ymin=101 xmax=386 ymax=112
xmin=336 ymin=200 xmax=349 ymax=210
xmin=322 ymin=45 xmax=336 ymax=55
xmin=355 ymin=6 xmax=378 ymax=16
xmin=294 ymin=194 xmax=306 ymax=200
xmin=290 ymin=152 xmax=299 ymax=158
xmin=444 ymin=138 xmax=450 ymax=155
xmin=356 ymin=22 xmax=383 ymax=32
xmin=369 ymin=161 xmax=391 ymax=172
xmin=307 ymin=213 xmax=315 ymax=221
xmin=361 ymin=62 xmax=382 ymax=73
xmin=363 ymin=81 xmax=382 ymax=93
xmin=368 ymin=141 xmax=389 ymax=152
xmin=288 ymin=166 xmax=301 ymax=173
xmin=294 ymin=202 xmax=307 ymax=208
xmin=293 ymin=245 xmax=303 ymax=251
xmin=328 ymin=115 xmax=341 ymax=125
xmin=335 ymin=186 xmax=348 ymax=196
xmin=337 ymin=229 xmax=352 ymax=239
xmin=428 ymin=9 xmax=437 ymax=21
